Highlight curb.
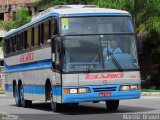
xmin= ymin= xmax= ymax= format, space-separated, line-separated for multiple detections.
xmin=141 ymin=92 xmax=160 ymax=96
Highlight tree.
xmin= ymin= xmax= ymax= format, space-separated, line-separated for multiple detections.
xmin=14 ymin=7 xmax=32 ymax=28
xmin=0 ymin=7 xmax=31 ymax=31
xmin=91 ymin=0 xmax=160 ymax=88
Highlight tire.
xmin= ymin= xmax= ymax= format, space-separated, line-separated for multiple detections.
xmin=15 ymin=85 xmax=22 ymax=107
xmin=50 ymin=90 xmax=61 ymax=112
xmin=105 ymin=100 xmax=119 ymax=110
xmin=20 ymin=85 xmax=32 ymax=108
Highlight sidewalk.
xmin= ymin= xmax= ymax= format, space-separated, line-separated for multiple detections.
xmin=141 ymin=92 xmax=160 ymax=96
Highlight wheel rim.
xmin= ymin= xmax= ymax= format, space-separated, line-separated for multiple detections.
xmin=15 ymin=85 xmax=19 ymax=105
xmin=50 ymin=90 xmax=55 ymax=110
xmin=20 ymin=85 xmax=24 ymax=106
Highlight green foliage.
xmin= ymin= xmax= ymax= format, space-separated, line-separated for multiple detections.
xmin=0 ymin=7 xmax=31 ymax=31
xmin=145 ymin=17 xmax=160 ymax=33
xmin=0 ymin=21 xmax=16 ymax=31
xmin=92 ymin=0 xmax=131 ymax=10
xmin=14 ymin=8 xmax=32 ymax=28
xmin=36 ymin=0 xmax=68 ymax=9
xmin=37 ymin=0 xmax=93 ymax=9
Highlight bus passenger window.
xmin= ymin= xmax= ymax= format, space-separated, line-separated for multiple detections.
xmin=21 ymin=33 xmax=24 ymax=50
xmin=28 ymin=28 xmax=32 ymax=48
xmin=41 ymin=23 xmax=44 ymax=44
xmin=11 ymin=36 xmax=16 ymax=53
xmin=16 ymin=35 xmax=19 ymax=50
xmin=31 ymin=27 xmax=34 ymax=47
xmin=49 ymin=20 xmax=51 ymax=39
xmin=44 ymin=21 xmax=49 ymax=43
xmin=52 ymin=18 xmax=58 ymax=35
xmin=17 ymin=34 xmax=22 ymax=51
xmin=24 ymin=31 xmax=28 ymax=49
xmin=6 ymin=39 xmax=10 ymax=54
xmin=38 ymin=25 xmax=41 ymax=46
xmin=14 ymin=36 xmax=17 ymax=52
xmin=34 ymin=25 xmax=38 ymax=47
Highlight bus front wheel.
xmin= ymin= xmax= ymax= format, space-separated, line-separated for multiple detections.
xmin=105 ymin=100 xmax=119 ymax=110
xmin=50 ymin=90 xmax=61 ymax=112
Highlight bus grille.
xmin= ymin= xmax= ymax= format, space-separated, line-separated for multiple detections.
xmin=93 ymin=87 xmax=117 ymax=92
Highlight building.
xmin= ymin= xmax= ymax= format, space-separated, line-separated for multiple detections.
xmin=0 ymin=0 xmax=39 ymax=40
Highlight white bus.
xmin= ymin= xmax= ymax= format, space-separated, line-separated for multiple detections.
xmin=4 ymin=5 xmax=141 ymax=112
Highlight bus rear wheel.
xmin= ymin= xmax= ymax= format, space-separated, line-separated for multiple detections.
xmin=105 ymin=100 xmax=119 ymax=110
xmin=50 ymin=90 xmax=61 ymax=112
xmin=20 ymin=85 xmax=32 ymax=108
xmin=15 ymin=85 xmax=22 ymax=107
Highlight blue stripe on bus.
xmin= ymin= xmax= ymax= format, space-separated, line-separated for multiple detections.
xmin=4 ymin=59 xmax=53 ymax=72
xmin=62 ymin=13 xmax=131 ymax=17
xmin=5 ymin=84 xmax=61 ymax=96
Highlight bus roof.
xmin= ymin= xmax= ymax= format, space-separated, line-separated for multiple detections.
xmin=5 ymin=5 xmax=130 ymax=37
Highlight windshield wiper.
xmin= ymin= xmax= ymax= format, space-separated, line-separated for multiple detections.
xmin=107 ymin=50 xmax=123 ymax=72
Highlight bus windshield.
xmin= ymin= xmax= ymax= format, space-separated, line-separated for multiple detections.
xmin=61 ymin=16 xmax=134 ymax=35
xmin=63 ymin=34 xmax=139 ymax=72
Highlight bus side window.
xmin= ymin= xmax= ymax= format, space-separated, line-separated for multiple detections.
xmin=10 ymin=37 xmax=13 ymax=53
xmin=44 ymin=20 xmax=49 ymax=44
xmin=34 ymin=25 xmax=38 ymax=47
xmin=52 ymin=18 xmax=58 ymax=35
xmin=11 ymin=36 xmax=16 ymax=53
xmin=41 ymin=23 xmax=44 ymax=44
xmin=24 ymin=31 xmax=28 ymax=49
xmin=6 ymin=39 xmax=10 ymax=54
xmin=17 ymin=34 xmax=21 ymax=51
xmin=38 ymin=25 xmax=41 ymax=46
xmin=22 ymin=32 xmax=24 ymax=49
xmin=28 ymin=28 xmax=32 ymax=49
xmin=51 ymin=18 xmax=58 ymax=53
xmin=49 ymin=20 xmax=51 ymax=39
xmin=31 ymin=27 xmax=34 ymax=47
xmin=3 ymin=39 xmax=7 ymax=55
xmin=14 ymin=36 xmax=17 ymax=52
xmin=16 ymin=35 xmax=19 ymax=50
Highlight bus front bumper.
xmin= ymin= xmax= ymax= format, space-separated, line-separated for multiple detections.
xmin=62 ymin=90 xmax=141 ymax=103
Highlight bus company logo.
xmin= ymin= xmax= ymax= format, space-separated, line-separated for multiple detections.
xmin=20 ymin=52 xmax=34 ymax=63
xmin=85 ymin=73 xmax=124 ymax=80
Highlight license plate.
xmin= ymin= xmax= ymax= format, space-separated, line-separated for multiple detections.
xmin=99 ymin=92 xmax=111 ymax=97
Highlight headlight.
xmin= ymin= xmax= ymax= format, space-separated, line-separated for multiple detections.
xmin=64 ymin=88 xmax=90 ymax=94
xmin=69 ymin=88 xmax=78 ymax=94
xmin=120 ymin=84 xmax=140 ymax=91
xmin=78 ymin=88 xmax=90 ymax=93
xmin=130 ymin=85 xmax=138 ymax=90
xmin=120 ymin=86 xmax=130 ymax=91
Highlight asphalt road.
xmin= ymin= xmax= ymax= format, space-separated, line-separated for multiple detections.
xmin=0 ymin=95 xmax=160 ymax=120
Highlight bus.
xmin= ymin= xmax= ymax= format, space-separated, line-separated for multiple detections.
xmin=4 ymin=5 xmax=141 ymax=112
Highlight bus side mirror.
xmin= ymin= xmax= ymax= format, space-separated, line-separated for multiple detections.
xmin=53 ymin=36 xmax=61 ymax=66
